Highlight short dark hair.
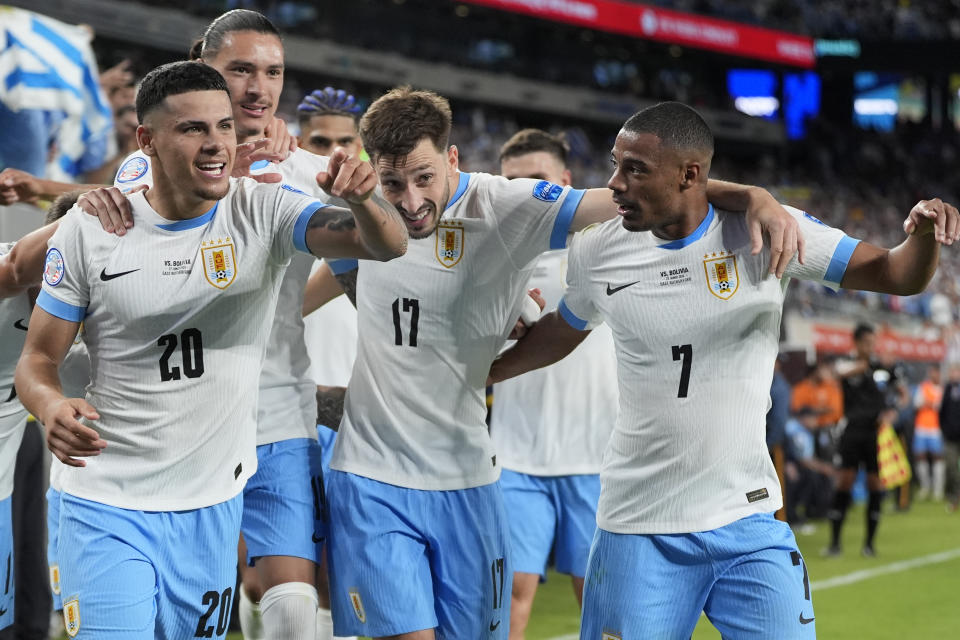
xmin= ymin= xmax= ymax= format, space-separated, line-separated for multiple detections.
xmin=135 ymin=61 xmax=229 ymax=123
xmin=622 ymin=102 xmax=714 ymax=157
xmin=46 ymin=190 xmax=84 ymax=224
xmin=359 ymin=87 xmax=451 ymax=160
xmin=199 ymin=10 xmax=281 ymax=60
xmin=854 ymin=323 xmax=875 ymax=341
xmin=499 ymin=129 xmax=569 ymax=166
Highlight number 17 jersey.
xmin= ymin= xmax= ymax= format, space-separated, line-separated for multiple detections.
xmin=38 ymin=179 xmax=325 ymax=511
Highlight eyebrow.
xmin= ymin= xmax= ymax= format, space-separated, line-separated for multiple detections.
xmin=226 ymin=59 xmax=284 ymax=70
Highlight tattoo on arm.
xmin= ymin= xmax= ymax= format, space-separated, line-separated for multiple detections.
xmin=316 ymin=386 xmax=346 ymax=430
xmin=333 ymin=269 xmax=358 ymax=307
xmin=307 ymin=207 xmax=357 ymax=233
xmin=371 ymin=192 xmax=408 ymax=254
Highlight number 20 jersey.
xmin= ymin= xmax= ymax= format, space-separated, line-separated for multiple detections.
xmin=561 ymin=205 xmax=859 ymax=534
xmin=38 ymin=179 xmax=325 ymax=511
xmin=331 ymin=172 xmax=585 ymax=490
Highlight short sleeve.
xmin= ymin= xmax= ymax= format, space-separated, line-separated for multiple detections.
xmin=37 ymin=210 xmax=89 ymax=322
xmin=781 ymin=207 xmax=860 ymax=291
xmin=113 ymin=151 xmax=153 ymax=194
xmin=325 ymin=258 xmax=359 ymax=275
xmin=558 ymin=231 xmax=602 ymax=331
xmin=482 ymin=176 xmax=586 ymax=268
xmin=244 ymin=181 xmax=330 ymax=262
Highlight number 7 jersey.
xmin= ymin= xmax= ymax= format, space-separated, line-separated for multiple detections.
xmin=37 ymin=179 xmax=326 ymax=511
xmin=560 ymin=205 xmax=859 ymax=534
xmin=331 ymin=172 xmax=585 ymax=490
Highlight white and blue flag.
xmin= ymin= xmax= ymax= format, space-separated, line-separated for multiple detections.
xmin=0 ymin=7 xmax=115 ymax=178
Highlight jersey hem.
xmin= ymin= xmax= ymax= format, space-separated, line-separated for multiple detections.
xmin=597 ymin=500 xmax=782 ymax=535
xmin=501 ymin=462 xmax=602 ymax=476
xmin=328 ymin=460 xmax=501 ymax=491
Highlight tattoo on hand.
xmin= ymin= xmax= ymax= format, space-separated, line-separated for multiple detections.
xmin=316 ymin=386 xmax=346 ymax=429
xmin=333 ymin=270 xmax=358 ymax=307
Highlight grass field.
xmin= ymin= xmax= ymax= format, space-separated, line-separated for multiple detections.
xmin=84 ymin=501 xmax=955 ymax=640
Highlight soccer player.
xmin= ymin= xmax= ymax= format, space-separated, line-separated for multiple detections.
xmin=489 ymin=129 xmax=616 ymax=639
xmin=0 ymin=197 xmax=80 ymax=632
xmin=15 ymin=61 xmax=405 ymax=640
xmin=77 ymin=13 xmax=380 ymax=640
xmin=314 ymin=87 xmax=801 ymax=640
xmin=488 ymin=101 xmax=958 ymax=639
xmin=298 ymin=87 xmax=364 ymax=158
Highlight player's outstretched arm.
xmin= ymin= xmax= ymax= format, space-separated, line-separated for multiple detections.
xmin=0 ymin=221 xmax=62 ymax=298
xmin=488 ymin=310 xmax=590 ymax=385
xmin=841 ymin=198 xmax=960 ymax=295
xmin=0 ymin=168 xmax=105 ymax=206
xmin=570 ymin=182 xmax=800 ymax=277
xmin=15 ymin=308 xmax=106 ymax=467
xmin=309 ymin=148 xmax=407 ymax=261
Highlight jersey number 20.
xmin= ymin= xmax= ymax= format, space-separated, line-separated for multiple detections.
xmin=158 ymin=328 xmax=205 ymax=381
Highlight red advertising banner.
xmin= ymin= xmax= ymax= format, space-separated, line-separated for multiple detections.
xmin=813 ymin=325 xmax=945 ymax=362
xmin=459 ymin=0 xmax=815 ymax=68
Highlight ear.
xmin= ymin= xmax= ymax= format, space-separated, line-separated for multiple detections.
xmin=679 ymin=162 xmax=702 ymax=190
xmin=560 ymin=168 xmax=572 ymax=187
xmin=447 ymin=145 xmax=459 ymax=172
xmin=137 ymin=125 xmax=156 ymax=157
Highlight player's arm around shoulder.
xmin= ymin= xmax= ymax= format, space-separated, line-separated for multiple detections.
xmin=306 ymin=148 xmax=407 ymax=261
xmin=841 ymin=198 xmax=960 ymax=295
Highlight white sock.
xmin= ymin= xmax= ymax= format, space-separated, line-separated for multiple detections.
xmin=239 ymin=583 xmax=265 ymax=640
xmin=316 ymin=606 xmax=334 ymax=640
xmin=917 ymin=459 xmax=931 ymax=491
xmin=260 ymin=581 xmax=319 ymax=640
xmin=933 ymin=460 xmax=946 ymax=500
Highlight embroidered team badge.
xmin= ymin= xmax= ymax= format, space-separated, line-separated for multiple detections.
xmin=348 ymin=588 xmax=366 ymax=623
xmin=201 ymin=238 xmax=237 ymax=289
xmin=601 ymin=631 xmax=622 ymax=640
xmin=435 ymin=220 xmax=464 ymax=268
xmin=63 ymin=597 xmax=80 ymax=637
xmin=703 ymin=250 xmax=739 ymax=300
xmin=49 ymin=564 xmax=61 ymax=595
xmin=115 ymin=156 xmax=148 ymax=183
xmin=44 ymin=248 xmax=65 ymax=286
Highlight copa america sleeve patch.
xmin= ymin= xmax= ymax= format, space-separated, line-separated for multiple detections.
xmin=116 ymin=156 xmax=148 ymax=184
xmin=44 ymin=248 xmax=65 ymax=286
xmin=532 ymin=180 xmax=563 ymax=202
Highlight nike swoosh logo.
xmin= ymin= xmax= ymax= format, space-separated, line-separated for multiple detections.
xmin=13 ymin=319 xmax=27 ymax=331
xmin=312 ymin=533 xmax=324 ymax=544
xmin=0 ymin=607 xmax=7 ymax=616
xmin=799 ymin=613 xmax=815 ymax=625
xmin=606 ymin=281 xmax=640 ymax=295
xmin=99 ymin=267 xmax=140 ymax=281
xmin=489 ymin=620 xmax=500 ymax=631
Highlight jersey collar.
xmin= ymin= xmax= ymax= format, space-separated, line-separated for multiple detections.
xmin=154 ymin=201 xmax=219 ymax=231
xmin=656 ymin=204 xmax=714 ymax=250
xmin=445 ymin=172 xmax=470 ymax=211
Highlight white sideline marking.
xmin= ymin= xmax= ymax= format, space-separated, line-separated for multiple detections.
xmin=545 ymin=548 xmax=960 ymax=640
xmin=810 ymin=547 xmax=960 ymax=591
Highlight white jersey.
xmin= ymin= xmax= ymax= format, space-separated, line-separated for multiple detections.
xmin=115 ymin=148 xmax=338 ymax=445
xmin=490 ymin=249 xmax=618 ymax=476
xmin=331 ymin=172 xmax=585 ymax=490
xmin=39 ymin=179 xmax=325 ymax=510
xmin=304 ymin=260 xmax=357 ymax=388
xmin=561 ymin=205 xmax=858 ymax=534
xmin=0 ymin=242 xmax=30 ymax=500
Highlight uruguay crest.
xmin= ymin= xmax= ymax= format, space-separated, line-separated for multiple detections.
xmin=63 ymin=597 xmax=80 ymax=637
xmin=703 ymin=250 xmax=739 ymax=300
xmin=435 ymin=220 xmax=464 ymax=268
xmin=349 ymin=588 xmax=366 ymax=623
xmin=201 ymin=237 xmax=237 ymax=289
xmin=50 ymin=564 xmax=61 ymax=595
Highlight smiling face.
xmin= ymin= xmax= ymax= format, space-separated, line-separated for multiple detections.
xmin=138 ymin=89 xmax=236 ymax=203
xmin=202 ymin=30 xmax=283 ymax=141
xmin=374 ymin=137 xmax=458 ymax=239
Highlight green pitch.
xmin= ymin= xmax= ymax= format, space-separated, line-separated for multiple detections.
xmin=211 ymin=502 xmax=957 ymax=640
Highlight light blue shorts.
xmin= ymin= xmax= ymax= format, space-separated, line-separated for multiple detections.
xmin=581 ymin=513 xmax=816 ymax=640
xmin=241 ymin=437 xmax=325 ymax=566
xmin=316 ymin=425 xmax=337 ymax=480
xmin=1 ymin=496 xmax=13 ymax=631
xmin=326 ymin=470 xmax=511 ymax=639
xmin=914 ymin=431 xmax=944 ymax=455
xmin=500 ymin=469 xmax=599 ymax=579
xmin=45 ymin=487 xmax=62 ymax=610
xmin=58 ymin=492 xmax=242 ymax=639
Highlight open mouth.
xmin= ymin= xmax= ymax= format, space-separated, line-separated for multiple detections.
xmin=240 ymin=104 xmax=269 ymax=117
xmin=403 ymin=209 xmax=431 ymax=222
xmin=196 ymin=161 xmax=227 ymax=178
